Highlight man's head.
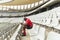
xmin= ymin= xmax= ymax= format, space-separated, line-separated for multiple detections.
xmin=24 ymin=17 xmax=27 ymax=21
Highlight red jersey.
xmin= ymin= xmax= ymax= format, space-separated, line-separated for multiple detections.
xmin=25 ymin=18 xmax=33 ymax=27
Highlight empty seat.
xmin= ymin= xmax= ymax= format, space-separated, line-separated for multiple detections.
xmin=24 ymin=5 xmax=27 ymax=9
xmin=39 ymin=1 xmax=43 ymax=5
xmin=35 ymin=2 xmax=39 ymax=6
xmin=14 ymin=6 xmax=18 ymax=9
xmin=20 ymin=5 xmax=24 ymax=10
xmin=31 ymin=3 xmax=34 ymax=8
xmin=10 ymin=6 xmax=14 ymax=9
xmin=28 ymin=4 xmax=31 ymax=8
xmin=17 ymin=5 xmax=21 ymax=10
xmin=48 ymin=18 xmax=58 ymax=27
xmin=47 ymin=31 xmax=60 ymax=40
xmin=44 ymin=18 xmax=51 ymax=26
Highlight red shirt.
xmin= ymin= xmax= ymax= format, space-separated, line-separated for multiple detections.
xmin=25 ymin=18 xmax=33 ymax=27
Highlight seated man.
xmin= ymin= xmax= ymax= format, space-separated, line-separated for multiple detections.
xmin=21 ymin=17 xmax=33 ymax=36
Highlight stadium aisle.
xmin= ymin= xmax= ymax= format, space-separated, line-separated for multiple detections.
xmin=10 ymin=24 xmax=21 ymax=40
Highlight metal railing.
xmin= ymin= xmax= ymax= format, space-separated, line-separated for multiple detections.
xmin=15 ymin=22 xmax=60 ymax=40
xmin=0 ymin=23 xmax=19 ymax=40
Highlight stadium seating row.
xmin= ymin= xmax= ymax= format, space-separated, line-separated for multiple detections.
xmin=28 ymin=7 xmax=60 ymax=30
xmin=0 ymin=0 xmax=48 ymax=11
xmin=0 ymin=6 xmax=60 ymax=40
xmin=0 ymin=23 xmax=19 ymax=40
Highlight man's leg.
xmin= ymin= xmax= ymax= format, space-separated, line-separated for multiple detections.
xmin=22 ymin=27 xmax=26 ymax=36
xmin=22 ymin=24 xmax=27 ymax=36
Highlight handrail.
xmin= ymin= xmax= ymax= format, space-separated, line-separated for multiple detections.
xmin=15 ymin=23 xmax=41 ymax=40
xmin=15 ymin=22 xmax=60 ymax=40
xmin=0 ymin=21 xmax=59 ymax=40
xmin=33 ymin=22 xmax=60 ymax=34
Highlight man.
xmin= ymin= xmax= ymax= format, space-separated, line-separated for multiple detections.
xmin=21 ymin=17 xmax=33 ymax=36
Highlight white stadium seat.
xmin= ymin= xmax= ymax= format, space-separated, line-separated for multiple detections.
xmin=0 ymin=5 xmax=2 ymax=10
xmin=31 ymin=3 xmax=34 ymax=8
xmin=24 ymin=5 xmax=27 ymax=9
xmin=49 ymin=18 xmax=58 ymax=27
xmin=35 ymin=2 xmax=39 ymax=6
xmin=10 ymin=6 xmax=14 ymax=9
xmin=47 ymin=32 xmax=60 ymax=40
xmin=14 ymin=6 xmax=18 ymax=9
xmin=28 ymin=4 xmax=31 ymax=8
xmin=21 ymin=5 xmax=24 ymax=9
xmin=17 ymin=5 xmax=21 ymax=10
xmin=39 ymin=1 xmax=43 ymax=5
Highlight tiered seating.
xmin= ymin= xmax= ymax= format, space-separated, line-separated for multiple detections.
xmin=47 ymin=32 xmax=60 ymax=40
xmin=28 ymin=7 xmax=60 ymax=29
xmin=10 ymin=24 xmax=21 ymax=40
xmin=0 ymin=22 xmax=19 ymax=40
xmin=0 ymin=6 xmax=59 ymax=40
xmin=28 ymin=24 xmax=45 ymax=40
xmin=27 ymin=6 xmax=60 ymax=40
xmin=28 ymin=24 xmax=40 ymax=36
xmin=0 ymin=18 xmax=23 ymax=23
xmin=15 ymin=23 xmax=45 ymax=40
xmin=0 ymin=0 xmax=48 ymax=12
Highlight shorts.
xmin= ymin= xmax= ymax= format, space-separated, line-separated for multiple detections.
xmin=26 ymin=25 xmax=32 ymax=29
